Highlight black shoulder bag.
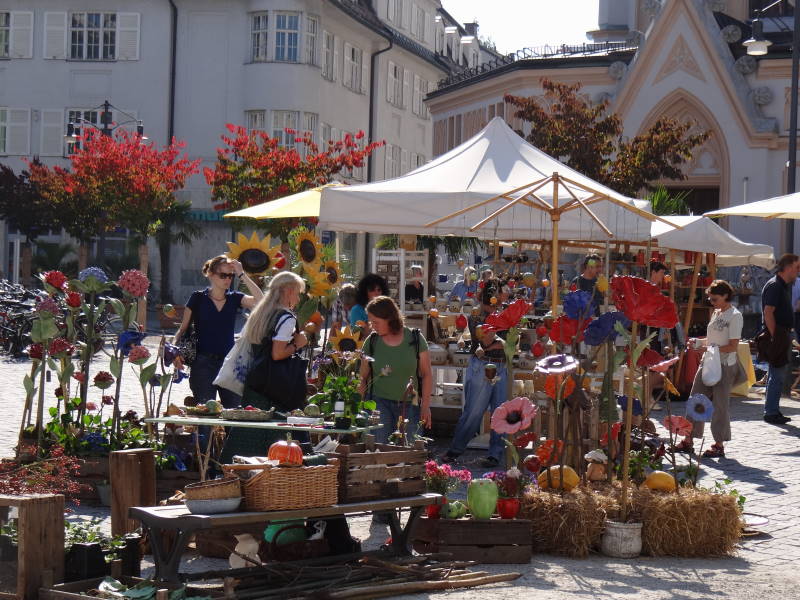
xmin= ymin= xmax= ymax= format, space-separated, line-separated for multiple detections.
xmin=177 ymin=292 xmax=201 ymax=367
xmin=245 ymin=309 xmax=308 ymax=412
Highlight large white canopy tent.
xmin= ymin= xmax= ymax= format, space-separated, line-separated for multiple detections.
xmin=319 ymin=117 xmax=672 ymax=309
xmin=651 ymin=216 xmax=775 ymax=269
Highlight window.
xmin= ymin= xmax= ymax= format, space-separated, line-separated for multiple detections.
xmin=275 ymin=12 xmax=299 ymax=62
xmin=391 ymin=0 xmax=404 ymax=26
xmin=343 ymin=44 xmax=363 ymax=92
xmin=299 ymin=112 xmax=318 ymax=156
xmin=322 ymin=31 xmax=335 ymax=80
xmin=0 ymin=109 xmax=6 ymax=153
xmin=272 ymin=110 xmax=298 ymax=148
xmin=66 ymin=109 xmax=99 ymax=153
xmin=415 ymin=153 xmax=426 ymax=168
xmin=305 ymin=16 xmax=318 ymax=65
xmin=246 ymin=110 xmax=266 ymax=133
xmin=412 ymin=74 xmax=422 ymax=116
xmin=251 ymin=12 xmax=268 ymax=62
xmin=387 ymin=62 xmax=403 ymax=106
xmin=0 ymin=13 xmax=9 ymax=58
xmin=70 ymin=12 xmax=116 ymax=60
xmin=413 ymin=5 xmax=425 ymax=40
xmin=384 ymin=144 xmax=401 ymax=179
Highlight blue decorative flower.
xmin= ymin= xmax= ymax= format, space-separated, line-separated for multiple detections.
xmin=173 ymin=369 xmax=188 ymax=384
xmin=163 ymin=343 xmax=179 ymax=367
xmin=563 ymin=290 xmax=596 ymax=321
xmin=118 ymin=330 xmax=147 ymax=356
xmin=686 ymin=393 xmax=714 ymax=422
xmin=78 ymin=266 xmax=109 ymax=283
xmin=584 ymin=311 xmax=630 ymax=346
xmin=617 ymin=395 xmax=643 ymax=417
xmin=81 ymin=432 xmax=108 ymax=452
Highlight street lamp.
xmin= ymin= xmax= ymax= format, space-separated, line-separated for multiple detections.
xmin=745 ymin=0 xmax=797 ymax=253
xmin=64 ymin=99 xmax=146 ymax=145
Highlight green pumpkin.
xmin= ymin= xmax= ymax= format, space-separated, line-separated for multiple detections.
xmin=467 ymin=479 xmax=498 ymax=520
xmin=445 ymin=500 xmax=467 ymax=519
xmin=302 ymin=454 xmax=328 ymax=466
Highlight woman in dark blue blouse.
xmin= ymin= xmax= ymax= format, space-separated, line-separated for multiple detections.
xmin=174 ymin=255 xmax=263 ymax=408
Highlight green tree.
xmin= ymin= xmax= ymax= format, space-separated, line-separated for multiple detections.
xmin=647 ymin=185 xmax=691 ymax=216
xmin=504 ymin=79 xmax=709 ymax=196
xmin=155 ymin=201 xmax=202 ymax=304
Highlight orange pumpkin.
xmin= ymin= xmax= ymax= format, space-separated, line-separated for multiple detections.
xmin=309 ymin=311 xmax=323 ymax=326
xmin=268 ymin=438 xmax=303 ymax=466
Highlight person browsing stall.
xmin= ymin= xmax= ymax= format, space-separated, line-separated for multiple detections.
xmin=449 ymin=267 xmax=478 ymax=301
xmin=405 ymin=265 xmax=425 ymax=303
xmin=350 ymin=273 xmax=389 ymax=335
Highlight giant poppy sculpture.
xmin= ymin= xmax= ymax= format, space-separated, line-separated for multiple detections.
xmin=611 ymin=276 xmax=679 ymax=329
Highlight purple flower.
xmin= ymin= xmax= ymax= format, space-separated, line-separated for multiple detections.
xmin=173 ymin=369 xmax=188 ymax=384
xmin=36 ymin=297 xmax=61 ymax=316
xmin=163 ymin=343 xmax=179 ymax=367
xmin=78 ymin=266 xmax=108 ymax=283
xmin=686 ymin=393 xmax=714 ymax=422
xmin=617 ymin=395 xmax=643 ymax=417
xmin=583 ymin=311 xmax=630 ymax=346
xmin=118 ymin=330 xmax=147 ymax=356
xmin=563 ymin=290 xmax=596 ymax=321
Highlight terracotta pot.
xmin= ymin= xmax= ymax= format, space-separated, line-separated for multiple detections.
xmin=426 ymin=497 xmax=448 ymax=519
xmin=496 ymin=497 xmax=520 ymax=519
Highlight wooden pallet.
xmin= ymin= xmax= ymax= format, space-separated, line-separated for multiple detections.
xmin=412 ymin=517 xmax=532 ymax=564
xmin=325 ymin=438 xmax=427 ymax=503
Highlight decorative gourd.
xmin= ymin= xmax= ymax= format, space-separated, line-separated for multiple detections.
xmin=302 ymin=454 xmax=328 ymax=467
xmin=268 ymin=437 xmax=303 ymax=466
xmin=537 ymin=465 xmax=580 ymax=491
xmin=644 ymin=470 xmax=677 ymax=492
xmin=467 ymin=479 xmax=498 ymax=519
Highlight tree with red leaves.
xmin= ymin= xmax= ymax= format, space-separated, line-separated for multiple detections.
xmin=504 ymin=79 xmax=709 ymax=196
xmin=205 ymin=124 xmax=383 ymax=239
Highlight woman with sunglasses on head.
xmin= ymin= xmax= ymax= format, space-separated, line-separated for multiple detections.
xmin=675 ymin=280 xmax=743 ymax=458
xmin=173 ymin=255 xmax=263 ymax=408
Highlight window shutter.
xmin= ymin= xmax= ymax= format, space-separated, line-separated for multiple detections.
xmin=384 ymin=144 xmax=392 ymax=179
xmin=388 ymin=0 xmax=396 ymax=22
xmin=10 ymin=12 xmax=33 ymax=59
xmin=39 ymin=109 xmax=64 ymax=157
xmin=386 ymin=61 xmax=395 ymax=103
xmin=403 ymin=0 xmax=411 ymax=29
xmin=117 ymin=13 xmax=140 ymax=60
xmin=401 ymin=148 xmax=408 ymax=175
xmin=343 ymin=43 xmax=352 ymax=88
xmin=6 ymin=108 xmax=30 ymax=155
xmin=333 ymin=35 xmax=339 ymax=82
xmin=402 ymin=69 xmax=410 ymax=109
xmin=361 ymin=52 xmax=368 ymax=95
xmin=413 ymin=74 xmax=420 ymax=114
xmin=43 ymin=12 xmax=67 ymax=60
xmin=410 ymin=4 xmax=418 ymax=37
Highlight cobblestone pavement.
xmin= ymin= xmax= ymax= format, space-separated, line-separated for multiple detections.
xmin=2 ymin=346 xmax=800 ymax=598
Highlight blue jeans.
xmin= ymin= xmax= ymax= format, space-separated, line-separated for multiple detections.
xmin=189 ymin=353 xmax=241 ymax=409
xmin=371 ymin=396 xmax=420 ymax=444
xmin=765 ymin=360 xmax=789 ymax=416
xmin=448 ymin=356 xmax=507 ymax=461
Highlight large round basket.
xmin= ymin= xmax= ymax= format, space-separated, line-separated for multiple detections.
xmin=185 ymin=477 xmax=241 ymax=501
xmin=223 ymin=459 xmax=339 ymax=511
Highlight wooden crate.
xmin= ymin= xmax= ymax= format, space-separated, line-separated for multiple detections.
xmin=325 ymin=438 xmax=427 ymax=503
xmin=41 ymin=577 xmax=183 ymax=600
xmin=412 ymin=517 xmax=532 ymax=564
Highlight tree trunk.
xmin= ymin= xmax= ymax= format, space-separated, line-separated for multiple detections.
xmin=159 ymin=229 xmax=173 ymax=304
xmin=20 ymin=242 xmax=33 ymax=288
xmin=137 ymin=242 xmax=148 ymax=329
xmin=78 ymin=244 xmax=89 ymax=271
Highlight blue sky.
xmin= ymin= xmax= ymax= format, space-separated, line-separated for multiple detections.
xmin=441 ymin=0 xmax=601 ymax=54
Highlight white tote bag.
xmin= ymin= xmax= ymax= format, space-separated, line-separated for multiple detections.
xmin=701 ymin=345 xmax=722 ymax=387
xmin=213 ymin=335 xmax=254 ymax=396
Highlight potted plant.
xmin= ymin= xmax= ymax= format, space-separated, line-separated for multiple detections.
xmin=309 ymin=350 xmax=371 ymax=429
xmin=422 ymin=460 xmax=472 ymax=519
xmin=486 ymin=467 xmax=530 ymax=519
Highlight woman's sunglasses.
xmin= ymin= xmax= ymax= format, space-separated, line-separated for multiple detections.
xmin=216 ymin=272 xmax=235 ymax=280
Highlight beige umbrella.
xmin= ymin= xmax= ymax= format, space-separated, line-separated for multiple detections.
xmin=704 ymin=192 xmax=800 ymax=219
xmin=223 ymin=183 xmax=344 ymax=220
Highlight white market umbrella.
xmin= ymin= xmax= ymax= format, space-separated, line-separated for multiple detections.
xmin=704 ymin=192 xmax=800 ymax=219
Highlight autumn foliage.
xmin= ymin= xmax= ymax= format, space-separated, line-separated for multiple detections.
xmin=504 ymin=79 xmax=709 ymax=196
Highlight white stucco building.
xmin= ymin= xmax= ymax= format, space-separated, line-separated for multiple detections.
xmin=0 ymin=0 xmax=496 ymax=300
xmin=425 ymin=0 xmax=800 ymax=256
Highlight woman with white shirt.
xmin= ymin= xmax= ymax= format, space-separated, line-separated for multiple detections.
xmin=676 ymin=280 xmax=743 ymax=458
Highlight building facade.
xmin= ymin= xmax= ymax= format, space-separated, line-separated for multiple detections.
xmin=426 ymin=0 xmax=799 ymax=255
xmin=0 ymin=0 xmax=494 ymax=300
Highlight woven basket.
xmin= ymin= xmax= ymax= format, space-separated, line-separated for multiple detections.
xmin=223 ymin=459 xmax=339 ymax=511
xmin=220 ymin=408 xmax=273 ymax=421
xmin=184 ymin=476 xmax=241 ymax=501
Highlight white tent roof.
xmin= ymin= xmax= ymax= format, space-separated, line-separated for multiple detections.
xmin=704 ymin=192 xmax=800 ymax=219
xmin=651 ymin=215 xmax=775 ymax=269
xmin=319 ymin=117 xmax=656 ymax=242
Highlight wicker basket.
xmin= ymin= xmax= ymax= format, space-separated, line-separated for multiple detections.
xmin=223 ymin=459 xmax=339 ymax=511
xmin=220 ymin=408 xmax=274 ymax=421
xmin=184 ymin=476 xmax=241 ymax=501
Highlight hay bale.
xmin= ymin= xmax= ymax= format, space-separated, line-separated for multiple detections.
xmin=519 ymin=487 xmax=606 ymax=558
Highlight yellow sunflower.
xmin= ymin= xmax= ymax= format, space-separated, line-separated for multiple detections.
xmin=296 ymin=231 xmax=322 ymax=266
xmin=321 ymin=260 xmax=342 ymax=286
xmin=226 ymin=232 xmax=282 ymax=275
xmin=329 ymin=326 xmax=361 ymax=352
xmin=305 ymin=270 xmax=332 ymax=297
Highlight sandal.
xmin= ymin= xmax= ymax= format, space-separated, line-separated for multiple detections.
xmin=672 ymin=440 xmax=694 ymax=453
xmin=702 ymin=444 xmax=725 ymax=458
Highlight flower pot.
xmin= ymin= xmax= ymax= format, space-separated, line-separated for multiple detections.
xmin=426 ymin=497 xmax=448 ymax=519
xmin=496 ymin=497 xmax=521 ymax=519
xmin=95 ymin=482 xmax=111 ymax=507
xmin=601 ymin=520 xmax=642 ymax=558
xmin=64 ymin=542 xmax=107 ymax=582
xmin=467 ymin=479 xmax=498 ymax=520
xmin=333 ymin=416 xmax=352 ymax=430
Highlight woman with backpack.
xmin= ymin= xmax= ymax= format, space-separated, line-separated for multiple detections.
xmin=359 ymin=296 xmax=433 ymax=444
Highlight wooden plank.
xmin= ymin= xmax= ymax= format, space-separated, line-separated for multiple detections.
xmin=344 ymin=464 xmax=424 ymax=483
xmin=437 ymin=544 xmax=531 ymax=564
xmin=338 ymin=480 xmax=426 ymax=503
xmin=17 ymin=495 xmax=64 ymax=600
xmin=334 ymin=450 xmax=426 ymax=467
xmin=437 ymin=519 xmax=532 ymax=546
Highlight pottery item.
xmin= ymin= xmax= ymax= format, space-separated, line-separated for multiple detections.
xmin=467 ymin=479 xmax=498 ymax=520
xmin=601 ymin=520 xmax=642 ymax=558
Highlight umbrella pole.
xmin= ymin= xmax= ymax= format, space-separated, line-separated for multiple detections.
xmin=683 ymin=252 xmax=703 ymax=336
xmin=551 ymin=217 xmax=560 ymax=315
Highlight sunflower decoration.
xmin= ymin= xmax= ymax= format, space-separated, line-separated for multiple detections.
xmin=296 ymin=230 xmax=323 ymax=267
xmin=329 ymin=326 xmax=361 ymax=352
xmin=226 ymin=232 xmax=283 ymax=276
xmin=305 ymin=269 xmax=332 ymax=298
xmin=321 ymin=260 xmax=342 ymax=286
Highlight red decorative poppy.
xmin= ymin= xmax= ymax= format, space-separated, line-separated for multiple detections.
xmin=532 ymin=341 xmax=545 ymax=357
xmin=483 ymin=299 xmax=531 ymax=334
xmin=513 ymin=431 xmax=538 ymax=449
xmin=65 ymin=291 xmax=82 ymax=308
xmin=536 ymin=325 xmax=548 ymax=338
xmin=600 ymin=422 xmax=623 ymax=446
xmin=535 ymin=440 xmax=564 ymax=467
xmin=490 ymin=397 xmax=537 ymax=434
xmin=636 ymin=347 xmax=664 ymax=368
xmin=649 ymin=355 xmax=680 ymax=373
xmin=544 ymin=375 xmax=576 ymax=400
xmin=549 ymin=315 xmax=584 ymax=344
xmin=611 ymin=276 xmax=678 ymax=329
xmin=663 ymin=415 xmax=693 ymax=436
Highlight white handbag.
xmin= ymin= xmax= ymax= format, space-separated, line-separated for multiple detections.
xmin=213 ymin=335 xmax=254 ymax=396
xmin=701 ymin=345 xmax=722 ymax=387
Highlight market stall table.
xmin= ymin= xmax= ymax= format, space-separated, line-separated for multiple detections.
xmin=130 ymin=494 xmax=443 ymax=582
xmin=145 ymin=417 xmax=383 ymax=437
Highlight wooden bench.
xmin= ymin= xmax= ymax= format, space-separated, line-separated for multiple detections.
xmin=130 ymin=493 xmax=443 ymax=582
